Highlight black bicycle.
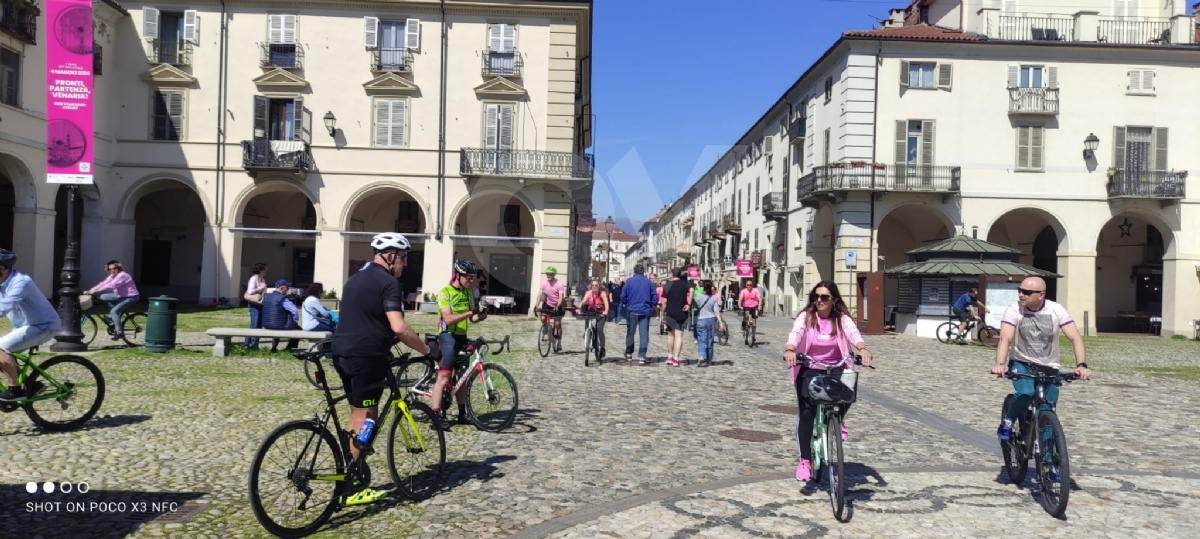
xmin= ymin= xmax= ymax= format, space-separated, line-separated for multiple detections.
xmin=999 ymin=368 xmax=1080 ymax=518
xmin=579 ymin=312 xmax=603 ymax=366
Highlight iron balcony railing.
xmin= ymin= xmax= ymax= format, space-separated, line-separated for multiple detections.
xmin=371 ymin=47 xmax=413 ymax=72
xmin=694 ymin=228 xmax=708 ymax=246
xmin=1008 ymin=87 xmax=1059 ymax=115
xmin=709 ymin=220 xmax=722 ymax=238
xmin=762 ymin=192 xmax=787 ymax=216
xmin=260 ymin=42 xmax=304 ymax=69
xmin=1107 ymin=170 xmax=1186 ymax=199
xmin=241 ymin=139 xmax=314 ymax=172
xmin=459 ymin=148 xmax=594 ymax=180
xmin=796 ymin=164 xmax=961 ymax=199
xmin=482 ymin=48 xmax=522 ymax=77
xmin=997 ymin=14 xmax=1075 ymax=42
xmin=1098 ymin=18 xmax=1172 ymax=45
xmin=0 ymin=0 xmax=38 ymax=44
xmin=675 ymin=244 xmax=691 ymax=257
xmin=724 ymin=214 xmax=741 ymax=234
xmin=147 ymin=39 xmax=192 ymax=66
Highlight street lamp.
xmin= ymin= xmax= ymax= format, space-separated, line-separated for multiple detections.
xmin=603 ymin=215 xmax=615 ymax=285
xmin=323 ymin=111 xmax=337 ymax=137
xmin=1083 ymin=133 xmax=1099 ymax=160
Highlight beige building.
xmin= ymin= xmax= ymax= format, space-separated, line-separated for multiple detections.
xmin=0 ymin=0 xmax=593 ymax=312
xmin=588 ymin=226 xmax=636 ymax=282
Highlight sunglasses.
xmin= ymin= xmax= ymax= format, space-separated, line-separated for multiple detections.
xmin=813 ymin=294 xmax=833 ymax=302
xmin=1017 ymin=288 xmax=1044 ymax=296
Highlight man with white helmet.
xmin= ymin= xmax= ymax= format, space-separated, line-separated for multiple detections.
xmin=431 ymin=259 xmax=488 ymax=428
xmin=330 ymin=232 xmax=434 ymax=505
xmin=0 ymin=248 xmax=62 ymax=402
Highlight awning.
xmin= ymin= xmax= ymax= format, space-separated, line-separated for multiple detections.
xmin=449 ymin=235 xmax=538 ymax=247
xmin=342 ymin=231 xmax=430 ymax=244
xmin=885 ymin=259 xmax=1059 ymax=278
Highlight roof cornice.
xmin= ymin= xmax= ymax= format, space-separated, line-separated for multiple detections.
xmin=178 ymin=0 xmax=588 ymax=20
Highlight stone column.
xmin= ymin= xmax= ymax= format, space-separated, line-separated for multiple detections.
xmin=1056 ymin=250 xmax=1097 ymax=335
xmin=833 ymin=199 xmax=871 ymax=307
xmin=12 ymin=208 xmax=57 ymax=293
xmin=1161 ymin=254 xmax=1200 ymax=338
xmin=421 ymin=237 xmax=454 ymax=306
xmin=198 ymin=224 xmax=225 ymax=304
xmin=221 ymin=227 xmax=243 ymax=302
xmin=312 ymin=231 xmax=347 ymax=295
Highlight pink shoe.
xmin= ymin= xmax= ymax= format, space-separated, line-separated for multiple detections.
xmin=841 ymin=422 xmax=849 ymax=441
xmin=795 ymin=459 xmax=812 ymax=482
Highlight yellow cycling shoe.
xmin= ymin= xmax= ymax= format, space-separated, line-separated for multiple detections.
xmin=342 ymin=487 xmax=387 ymax=506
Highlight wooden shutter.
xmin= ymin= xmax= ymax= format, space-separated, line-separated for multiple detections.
xmin=1047 ymin=66 xmax=1058 ymax=88
xmin=296 ymin=101 xmax=311 ymax=143
xmin=488 ymin=24 xmax=502 ymax=51
xmin=1016 ymin=126 xmax=1030 ymax=169
xmin=1142 ymin=70 xmax=1155 ymax=93
xmin=152 ymin=91 xmax=167 ymax=139
xmin=390 ymin=99 xmax=406 ymax=147
xmin=936 ymin=63 xmax=952 ymax=89
xmin=269 ymin=14 xmax=283 ymax=43
xmin=253 ymin=95 xmax=268 ymax=139
xmin=1112 ymin=126 xmax=1126 ymax=169
xmin=1007 ymin=65 xmax=1019 ymax=88
xmin=143 ymin=7 xmax=160 ymax=39
xmin=183 ymin=10 xmax=198 ymax=43
xmin=1030 ymin=126 xmax=1043 ymax=170
xmin=1152 ymin=127 xmax=1168 ymax=171
xmin=1126 ymin=69 xmax=1140 ymax=92
xmin=272 ymin=14 xmax=296 ymax=44
xmin=501 ymin=24 xmax=516 ymax=52
xmin=484 ymin=104 xmax=499 ymax=149
xmin=899 ymin=60 xmax=909 ymax=87
xmin=363 ymin=17 xmax=379 ymax=48
xmin=498 ymin=104 xmax=514 ymax=149
xmin=374 ymin=99 xmax=390 ymax=146
xmin=894 ymin=120 xmax=907 ymax=165
xmin=920 ymin=120 xmax=935 ymax=166
xmin=405 ymin=18 xmax=421 ymax=50
xmin=169 ymin=91 xmax=183 ymax=140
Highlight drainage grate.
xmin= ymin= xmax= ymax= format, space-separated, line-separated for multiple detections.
xmin=113 ymin=502 xmax=209 ymax=525
xmin=719 ymin=428 xmax=782 ymax=442
xmin=759 ymin=404 xmax=799 ymax=415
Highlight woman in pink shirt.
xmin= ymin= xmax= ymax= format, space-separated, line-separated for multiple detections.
xmin=84 ymin=260 xmax=141 ymax=341
xmin=783 ymin=280 xmax=873 ymax=482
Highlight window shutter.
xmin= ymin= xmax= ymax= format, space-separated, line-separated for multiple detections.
xmin=143 ymin=7 xmax=160 ymax=39
xmin=1126 ymin=69 xmax=1140 ymax=92
xmin=1030 ymin=126 xmax=1043 ymax=170
xmin=168 ymin=91 xmax=183 ymax=140
xmin=936 ymin=63 xmax=952 ymax=89
xmin=502 ymin=24 xmax=516 ymax=52
xmin=1153 ymin=127 xmax=1168 ymax=171
xmin=498 ymin=104 xmax=514 ymax=149
xmin=374 ymin=100 xmax=390 ymax=146
xmin=1007 ymin=65 xmax=1019 ymax=88
xmin=894 ymin=120 xmax=906 ymax=165
xmin=1016 ymin=126 xmax=1030 ymax=169
xmin=899 ymin=60 xmax=909 ymax=87
xmin=363 ymin=17 xmax=379 ymax=48
xmin=405 ymin=18 xmax=421 ymax=50
xmin=183 ymin=10 xmax=199 ymax=43
xmin=269 ymin=15 xmax=283 ymax=43
xmin=152 ymin=91 xmax=167 ymax=139
xmin=488 ymin=24 xmax=502 ymax=51
xmin=391 ymin=99 xmax=406 ymax=147
xmin=281 ymin=15 xmax=297 ymax=44
xmin=1047 ymin=66 xmax=1058 ymax=88
xmin=292 ymin=97 xmax=305 ymax=142
xmin=484 ymin=104 xmax=499 ymax=148
xmin=920 ymin=120 xmax=935 ymax=166
xmin=1112 ymin=126 xmax=1126 ymax=169
xmin=253 ymin=95 xmax=268 ymax=139
xmin=1142 ymin=70 xmax=1155 ymax=93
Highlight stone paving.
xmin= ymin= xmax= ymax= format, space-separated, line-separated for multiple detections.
xmin=0 ymin=311 xmax=1196 ymax=538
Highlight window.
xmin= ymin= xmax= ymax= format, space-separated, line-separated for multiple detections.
xmin=900 ymin=61 xmax=952 ymax=89
xmin=142 ymin=9 xmax=197 ymax=64
xmin=907 ymin=63 xmax=935 ymax=88
xmin=486 ymin=23 xmax=518 ymax=75
xmin=1126 ymin=69 xmax=1155 ymax=96
xmin=484 ymin=103 xmax=515 ymax=171
xmin=754 ymin=229 xmax=759 ymax=250
xmin=1020 ymin=66 xmax=1043 ymax=88
xmin=822 ymin=128 xmax=831 ymax=165
xmin=795 ymin=227 xmax=803 ymax=249
xmin=373 ymin=98 xmax=407 ymax=148
xmin=267 ymin=14 xmax=299 ymax=68
xmin=0 ymin=47 xmax=18 ymax=107
xmin=364 ymin=17 xmax=420 ymax=69
xmin=253 ymin=95 xmax=310 ymax=142
xmin=894 ymin=120 xmax=935 ymax=166
xmin=151 ymin=90 xmax=184 ymax=140
xmin=755 ymin=179 xmax=760 ymax=209
xmin=1015 ymin=125 xmax=1044 ymax=172
xmin=1113 ymin=126 xmax=1168 ymax=177
xmin=824 ymin=77 xmax=833 ymax=103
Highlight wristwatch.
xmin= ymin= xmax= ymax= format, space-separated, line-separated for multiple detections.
xmin=1077 ymin=362 xmax=1089 ymax=369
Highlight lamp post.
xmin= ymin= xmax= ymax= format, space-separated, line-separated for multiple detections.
xmin=51 ymin=187 xmax=86 ymax=352
xmin=603 ymin=215 xmax=615 ymax=286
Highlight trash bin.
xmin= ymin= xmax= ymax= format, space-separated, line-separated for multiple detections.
xmin=145 ymin=296 xmax=179 ymax=353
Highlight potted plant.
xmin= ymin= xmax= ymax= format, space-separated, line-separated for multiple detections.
xmin=1106 ymin=166 xmax=1117 ymax=179
xmin=319 ymin=288 xmax=339 ymax=310
xmin=419 ymin=292 xmax=440 ymax=313
xmin=850 ymin=160 xmax=869 ymax=168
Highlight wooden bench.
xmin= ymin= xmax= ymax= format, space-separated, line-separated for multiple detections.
xmin=205 ymin=328 xmax=332 ymax=357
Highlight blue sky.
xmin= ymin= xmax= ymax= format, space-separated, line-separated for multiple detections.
xmin=589 ymin=0 xmax=886 ymax=230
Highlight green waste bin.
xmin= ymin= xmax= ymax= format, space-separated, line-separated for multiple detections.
xmin=145 ymin=296 xmax=179 ymax=353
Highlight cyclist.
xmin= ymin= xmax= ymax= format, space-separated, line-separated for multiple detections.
xmin=534 ymin=266 xmax=565 ymax=352
xmin=783 ymin=281 xmax=872 ymax=482
xmin=952 ymin=287 xmax=989 ymax=341
xmin=991 ymin=277 xmax=1090 ymax=479
xmin=330 ymin=233 xmax=434 ymax=505
xmin=0 ymin=249 xmax=62 ymax=402
xmin=432 ymin=259 xmax=488 ymax=428
xmin=83 ymin=260 xmax=140 ymax=341
xmin=580 ymin=279 xmax=609 ymax=358
xmin=738 ymin=278 xmax=762 ymax=336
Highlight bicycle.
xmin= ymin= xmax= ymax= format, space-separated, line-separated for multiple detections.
xmin=936 ymin=315 xmax=999 ymax=347
xmin=579 ymin=312 xmax=603 ymax=367
xmin=304 ymin=339 xmax=420 ymax=394
xmin=79 ymin=294 xmax=147 ymax=347
xmin=0 ymin=347 xmax=105 ymax=431
xmin=795 ymin=353 xmax=871 ymax=522
xmin=741 ymin=310 xmax=757 ymax=347
xmin=999 ymin=368 xmax=1079 ymax=518
xmin=401 ymin=335 xmax=518 ymax=432
xmin=536 ymin=311 xmax=560 ymax=357
xmin=248 ymin=349 xmax=446 ymax=538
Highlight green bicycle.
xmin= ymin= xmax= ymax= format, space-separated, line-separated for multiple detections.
xmin=0 ymin=348 xmax=105 ymax=431
xmin=248 ymin=349 xmax=446 ymax=538
xmin=79 ymin=295 xmax=147 ymax=347
xmin=796 ymin=353 xmax=871 ymax=522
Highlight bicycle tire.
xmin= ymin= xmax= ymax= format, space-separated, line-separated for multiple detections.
xmin=583 ymin=327 xmax=593 ymax=367
xmin=120 ymin=313 xmax=148 ymax=347
xmin=749 ymin=324 xmax=756 ymax=348
xmin=80 ymin=315 xmax=98 ymax=346
xmin=936 ymin=321 xmax=958 ymax=344
xmin=537 ymin=324 xmax=552 ymax=357
xmin=1036 ymin=410 xmax=1071 ymax=517
xmin=248 ymin=420 xmax=344 ymax=538
xmin=305 ymin=339 xmax=340 ymax=391
xmin=465 ymin=363 xmax=518 ymax=432
xmin=23 ymin=355 xmax=105 ymax=431
xmin=394 ymin=358 xmax=433 ymax=399
xmin=1000 ymin=394 xmax=1028 ymax=484
xmin=718 ymin=326 xmax=729 ymax=346
xmin=387 ymin=400 xmax=447 ymax=501
xmin=827 ymin=414 xmax=847 ymax=521
xmin=977 ymin=324 xmax=1001 ymax=347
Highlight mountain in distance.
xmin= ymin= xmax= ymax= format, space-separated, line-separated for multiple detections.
xmin=611 ymin=217 xmax=642 ymax=236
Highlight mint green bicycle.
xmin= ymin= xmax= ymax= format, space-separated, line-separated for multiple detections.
xmin=796 ymin=353 xmax=871 ymax=522
xmin=0 ymin=348 xmax=105 ymax=430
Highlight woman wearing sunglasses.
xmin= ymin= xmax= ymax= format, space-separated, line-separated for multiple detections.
xmin=783 ymin=280 xmax=873 ymax=482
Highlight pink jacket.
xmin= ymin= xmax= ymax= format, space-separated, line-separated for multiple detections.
xmin=786 ymin=312 xmax=864 ymax=382
xmin=91 ymin=271 xmax=140 ymax=298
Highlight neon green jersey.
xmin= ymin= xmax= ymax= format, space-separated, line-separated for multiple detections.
xmin=437 ymin=284 xmax=474 ymax=335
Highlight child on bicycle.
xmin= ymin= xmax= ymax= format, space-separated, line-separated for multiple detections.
xmin=433 ymin=260 xmax=488 ymax=428
xmin=84 ymin=260 xmax=141 ymax=341
xmin=952 ymin=288 xmax=988 ymax=342
xmin=0 ymin=249 xmax=62 ymax=402
xmin=783 ymin=281 xmax=872 ymax=482
xmin=580 ymin=279 xmax=609 ymax=358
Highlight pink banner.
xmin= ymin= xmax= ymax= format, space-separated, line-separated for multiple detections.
xmin=45 ymin=0 xmax=95 ymax=184
xmin=686 ymin=266 xmax=700 ymax=279
xmin=735 ymin=259 xmax=754 ymax=278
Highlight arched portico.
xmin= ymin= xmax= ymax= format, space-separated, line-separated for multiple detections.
xmin=342 ymin=184 xmax=432 ymax=301
xmin=876 ymin=203 xmax=954 ymax=309
xmin=448 ymin=188 xmax=539 ymax=312
xmin=1094 ymin=210 xmax=1176 ymax=334
xmin=986 ymin=206 xmax=1071 ymax=301
xmin=233 ymin=182 xmax=321 ymax=293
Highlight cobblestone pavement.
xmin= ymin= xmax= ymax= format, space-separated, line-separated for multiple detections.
xmin=1 ymin=312 xmax=1197 ymax=538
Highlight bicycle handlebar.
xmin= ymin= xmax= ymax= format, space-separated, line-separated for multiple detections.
xmin=788 ymin=352 xmax=875 ymax=370
xmin=1005 ymin=371 xmax=1080 ymax=382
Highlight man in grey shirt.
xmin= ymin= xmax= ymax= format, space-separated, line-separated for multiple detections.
xmin=693 ymin=281 xmax=725 ymax=367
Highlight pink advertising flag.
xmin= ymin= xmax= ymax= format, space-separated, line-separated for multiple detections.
xmin=45 ymin=0 xmax=95 ymax=185
xmin=735 ymin=259 xmax=754 ymax=278
xmin=686 ymin=266 xmax=700 ymax=280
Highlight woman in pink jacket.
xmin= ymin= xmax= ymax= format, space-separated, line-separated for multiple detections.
xmin=783 ymin=281 xmax=873 ymax=482
xmin=85 ymin=260 xmax=141 ymax=341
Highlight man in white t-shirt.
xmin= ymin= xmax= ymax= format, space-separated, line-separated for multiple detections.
xmin=991 ymin=277 xmax=1090 ymax=448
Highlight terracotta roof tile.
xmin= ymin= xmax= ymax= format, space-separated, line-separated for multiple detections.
xmin=844 ymin=24 xmax=981 ymax=42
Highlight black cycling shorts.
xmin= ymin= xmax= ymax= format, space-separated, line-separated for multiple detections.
xmin=540 ymin=304 xmax=564 ymax=320
xmin=664 ymin=314 xmax=688 ymax=331
xmin=744 ymin=307 xmax=760 ymax=319
xmin=437 ymin=333 xmax=469 ymax=371
xmin=334 ymin=355 xmax=389 ymax=408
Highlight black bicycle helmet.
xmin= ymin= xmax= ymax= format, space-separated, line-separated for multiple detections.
xmin=807 ymin=374 xmax=855 ymax=403
xmin=453 ymin=259 xmax=478 ymax=276
xmin=0 ymin=248 xmax=15 ymax=268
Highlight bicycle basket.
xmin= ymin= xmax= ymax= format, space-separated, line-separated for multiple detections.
xmin=79 ymin=294 xmax=93 ymax=311
xmin=807 ymin=373 xmax=857 ymax=404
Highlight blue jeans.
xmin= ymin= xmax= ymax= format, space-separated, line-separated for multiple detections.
xmin=624 ymin=313 xmax=650 ymax=357
xmin=695 ymin=317 xmax=716 ymax=362
xmin=1004 ymin=361 xmax=1060 ymax=463
xmin=309 ymin=321 xmax=335 ymax=333
xmin=246 ymin=303 xmax=263 ymax=347
xmin=99 ymin=293 xmax=139 ymax=333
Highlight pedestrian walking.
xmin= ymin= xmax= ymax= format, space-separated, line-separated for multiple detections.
xmin=243 ymin=263 xmax=268 ymax=349
xmin=694 ymin=282 xmax=724 ymax=367
xmin=660 ymin=268 xmax=691 ymax=367
xmin=619 ymin=265 xmax=657 ymax=363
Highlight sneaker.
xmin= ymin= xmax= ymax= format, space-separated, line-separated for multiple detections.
xmin=455 ymin=413 xmax=472 ymax=426
xmin=638 ymin=356 xmax=649 ymax=365
xmin=598 ymin=347 xmax=606 ymax=359
xmin=111 ymin=332 xmax=125 ymax=341
xmin=342 ymin=487 xmax=387 ymax=506
xmin=1041 ymin=463 xmax=1062 ymax=482
xmin=666 ymin=358 xmax=681 ymax=367
xmin=795 ymin=459 xmax=812 ymax=482
xmin=624 ymin=353 xmax=633 ymax=360
xmin=432 ymin=411 xmax=452 ymax=431
xmin=997 ymin=419 xmax=1014 ymax=441
xmin=0 ymin=386 xmax=25 ymax=402
xmin=25 ymin=381 xmax=46 ymax=399
xmin=841 ymin=421 xmax=849 ymax=441
xmin=697 ymin=360 xmax=712 ymax=368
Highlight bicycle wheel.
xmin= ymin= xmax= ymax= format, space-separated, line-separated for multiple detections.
xmin=977 ymin=324 xmax=1001 ymax=347
xmin=305 ymin=339 xmax=340 ymax=390
xmin=387 ymin=400 xmax=446 ymax=501
xmin=748 ymin=324 xmax=756 ymax=348
xmin=583 ymin=327 xmax=593 ymax=367
xmin=537 ymin=324 xmax=552 ymax=357
xmin=935 ymin=321 xmax=958 ymax=344
xmin=1036 ymin=410 xmax=1071 ymax=517
xmin=999 ymin=395 xmax=1028 ymax=484
xmin=80 ymin=315 xmax=98 ymax=346
xmin=465 ymin=363 xmax=519 ymax=432
xmin=718 ymin=326 xmax=729 ymax=346
xmin=120 ymin=313 xmax=148 ymax=347
xmin=248 ymin=420 xmax=344 ymax=538
xmin=826 ymin=414 xmax=847 ymax=521
xmin=23 ymin=355 xmax=105 ymax=431
xmin=393 ymin=358 xmax=433 ymax=399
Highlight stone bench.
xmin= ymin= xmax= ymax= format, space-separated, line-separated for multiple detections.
xmin=205 ymin=328 xmax=332 ymax=357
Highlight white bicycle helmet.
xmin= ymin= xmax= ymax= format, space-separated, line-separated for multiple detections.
xmin=370 ymin=232 xmax=410 ymax=252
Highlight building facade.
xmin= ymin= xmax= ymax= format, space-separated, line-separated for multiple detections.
xmin=0 ymin=0 xmax=593 ymax=311
xmin=588 ymin=226 xmax=636 ymax=281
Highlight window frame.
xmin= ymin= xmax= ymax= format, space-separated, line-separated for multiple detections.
xmin=0 ymin=47 xmax=19 ymax=108
xmin=1014 ymin=124 xmax=1045 ymax=172
xmin=372 ymin=97 xmax=409 ymax=148
xmin=482 ymin=101 xmax=518 ymax=150
xmin=824 ymin=76 xmax=833 ymax=103
xmin=150 ymin=89 xmax=187 ymax=141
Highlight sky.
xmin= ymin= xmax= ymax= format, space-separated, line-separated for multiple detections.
xmin=589 ymin=0 xmax=888 ymax=231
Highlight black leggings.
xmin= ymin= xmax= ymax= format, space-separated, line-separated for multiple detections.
xmin=794 ymin=365 xmax=851 ymax=460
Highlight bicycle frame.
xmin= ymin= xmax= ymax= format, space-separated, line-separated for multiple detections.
xmin=408 ymin=348 xmax=488 ymax=403
xmin=809 ymin=402 xmax=843 ymax=472
xmin=0 ymin=351 xmax=70 ymax=404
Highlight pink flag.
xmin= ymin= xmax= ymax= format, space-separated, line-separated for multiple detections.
xmin=45 ymin=0 xmax=95 ymax=184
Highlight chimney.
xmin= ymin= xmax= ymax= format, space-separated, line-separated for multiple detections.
xmin=972 ymin=226 xmax=978 ymax=239
xmin=883 ymin=8 xmax=906 ymax=28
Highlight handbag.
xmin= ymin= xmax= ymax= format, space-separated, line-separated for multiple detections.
xmin=244 ymin=289 xmax=264 ymax=305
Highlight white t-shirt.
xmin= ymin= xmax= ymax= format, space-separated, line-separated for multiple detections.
xmin=1002 ymin=299 xmax=1074 ymax=369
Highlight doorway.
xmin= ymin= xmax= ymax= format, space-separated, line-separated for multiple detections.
xmin=140 ymin=240 xmax=172 ymax=286
xmin=488 ymin=253 xmax=528 ymax=308
xmin=292 ymin=248 xmax=315 ymax=287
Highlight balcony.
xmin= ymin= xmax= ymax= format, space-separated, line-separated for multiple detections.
xmin=460 ymin=148 xmax=594 ymax=180
xmin=1107 ymin=170 xmax=1186 ymax=205
xmin=482 ymin=48 xmax=522 ymax=78
xmin=147 ymin=39 xmax=192 ymax=66
xmin=762 ymin=192 xmax=787 ymax=218
xmin=724 ymin=216 xmax=741 ymax=235
xmin=997 ymin=14 xmax=1076 ymax=42
xmin=694 ymin=228 xmax=708 ymax=246
xmin=241 ymin=139 xmax=314 ymax=177
xmin=1009 ymin=87 xmax=1059 ymax=115
xmin=0 ymin=0 xmax=37 ymax=44
xmin=1098 ymin=18 xmax=1171 ymax=45
xmin=675 ymin=244 xmax=692 ymax=258
xmin=260 ymin=43 xmax=304 ymax=69
xmin=709 ymin=220 xmax=723 ymax=239
xmin=371 ymin=47 xmax=413 ymax=73
xmin=795 ymin=164 xmax=961 ymax=204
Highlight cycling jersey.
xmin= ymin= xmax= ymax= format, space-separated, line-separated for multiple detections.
xmin=437 ymin=284 xmax=474 ymax=336
xmin=331 ymin=263 xmax=402 ymax=358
